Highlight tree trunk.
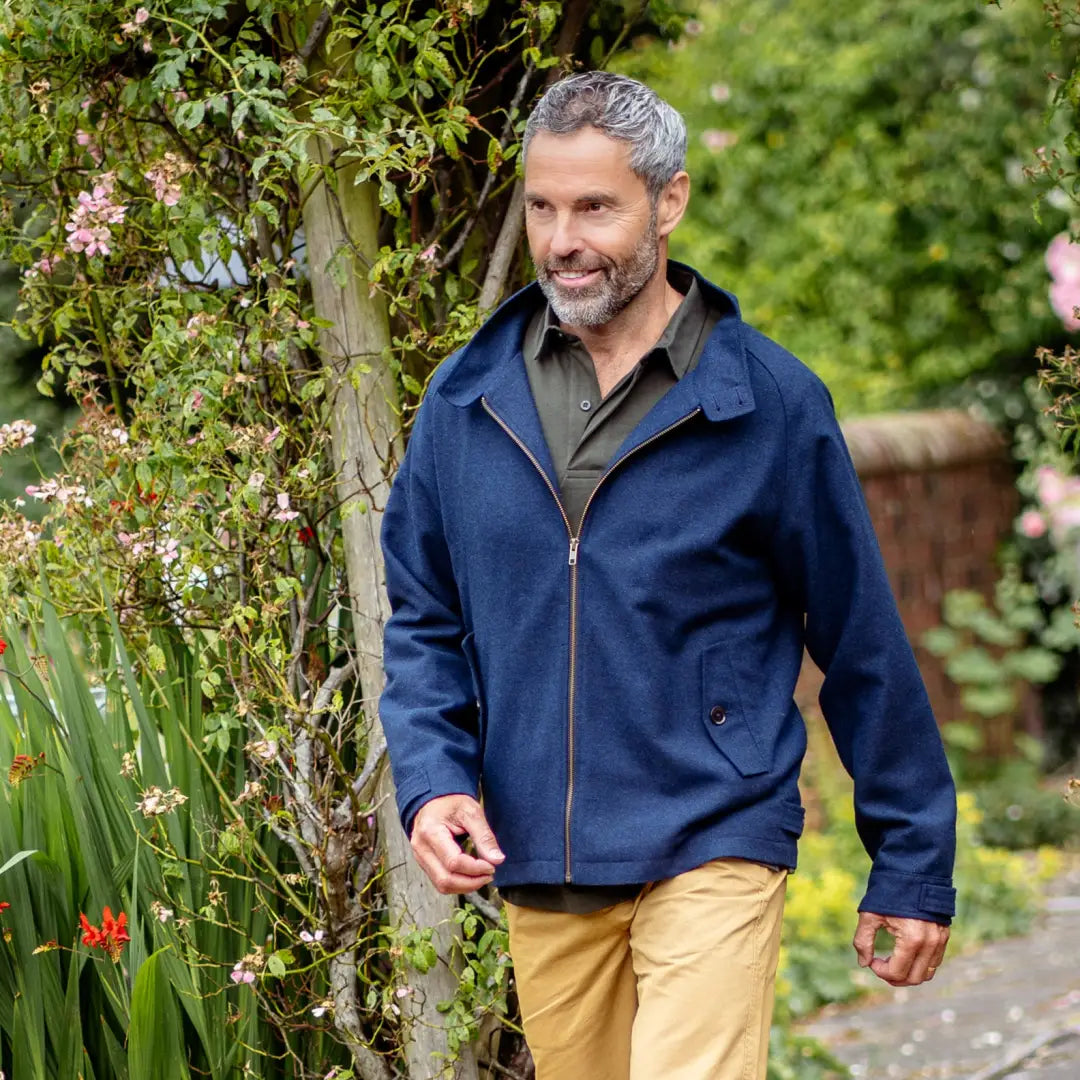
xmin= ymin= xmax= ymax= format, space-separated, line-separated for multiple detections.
xmin=301 ymin=137 xmax=480 ymax=1080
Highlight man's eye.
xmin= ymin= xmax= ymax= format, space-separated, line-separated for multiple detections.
xmin=585 ymin=203 xmax=604 ymax=212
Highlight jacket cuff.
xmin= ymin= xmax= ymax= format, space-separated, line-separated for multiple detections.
xmin=394 ymin=765 xmax=479 ymax=838
xmin=859 ymin=868 xmax=956 ymax=926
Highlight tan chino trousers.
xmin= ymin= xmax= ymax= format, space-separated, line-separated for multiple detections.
xmin=505 ymin=858 xmax=787 ymax=1080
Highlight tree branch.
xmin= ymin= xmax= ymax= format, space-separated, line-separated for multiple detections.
xmin=436 ymin=64 xmax=534 ymax=270
xmin=477 ymin=180 xmax=524 ymax=314
xmin=298 ymin=5 xmax=335 ymax=65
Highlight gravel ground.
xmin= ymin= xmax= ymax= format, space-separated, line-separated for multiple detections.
xmin=799 ymin=859 xmax=1080 ymax=1080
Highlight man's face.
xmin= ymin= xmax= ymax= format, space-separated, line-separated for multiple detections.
xmin=524 ymin=126 xmax=661 ymax=327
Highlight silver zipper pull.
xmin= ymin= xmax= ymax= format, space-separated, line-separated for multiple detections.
xmin=568 ymin=537 xmax=579 ymax=566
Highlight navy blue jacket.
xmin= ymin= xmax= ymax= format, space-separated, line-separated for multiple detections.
xmin=379 ymin=267 xmax=957 ymax=925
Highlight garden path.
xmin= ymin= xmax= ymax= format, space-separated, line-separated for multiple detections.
xmin=800 ymin=858 xmax=1080 ymax=1079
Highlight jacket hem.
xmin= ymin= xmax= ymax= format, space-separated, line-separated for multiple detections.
xmin=492 ymin=833 xmax=798 ymax=888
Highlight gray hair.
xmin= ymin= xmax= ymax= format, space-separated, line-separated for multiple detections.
xmin=523 ymin=72 xmax=687 ymax=200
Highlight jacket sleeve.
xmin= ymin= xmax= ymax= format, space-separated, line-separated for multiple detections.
xmin=379 ymin=393 xmax=481 ymax=837
xmin=774 ymin=375 xmax=958 ymax=925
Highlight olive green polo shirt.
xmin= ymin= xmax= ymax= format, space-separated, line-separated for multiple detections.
xmin=500 ymin=267 xmax=718 ymax=914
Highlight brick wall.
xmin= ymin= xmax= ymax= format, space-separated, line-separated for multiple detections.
xmin=795 ymin=409 xmax=1024 ymax=755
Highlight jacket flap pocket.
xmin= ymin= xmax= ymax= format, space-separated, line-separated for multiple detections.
xmin=780 ymin=802 xmax=805 ymax=836
xmin=701 ymin=641 xmax=768 ymax=777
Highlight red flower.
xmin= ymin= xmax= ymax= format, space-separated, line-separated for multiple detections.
xmin=297 ymin=526 xmax=316 ymax=547
xmin=0 ymin=901 xmax=10 ymax=913
xmin=0 ymin=638 xmax=7 ymax=655
xmin=79 ymin=906 xmax=130 ymax=962
xmin=8 ymin=752 xmax=44 ymax=787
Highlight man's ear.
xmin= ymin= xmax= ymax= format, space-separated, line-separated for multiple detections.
xmin=656 ymin=171 xmax=690 ymax=239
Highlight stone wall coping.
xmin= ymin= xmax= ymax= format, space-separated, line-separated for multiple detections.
xmin=840 ymin=408 xmax=1007 ymax=478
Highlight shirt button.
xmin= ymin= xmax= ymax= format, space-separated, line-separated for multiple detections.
xmin=580 ymin=399 xmax=592 ymax=412
xmin=709 ymin=705 xmax=727 ymax=726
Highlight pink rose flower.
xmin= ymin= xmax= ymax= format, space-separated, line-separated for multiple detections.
xmin=1019 ymin=510 xmax=1047 ymax=539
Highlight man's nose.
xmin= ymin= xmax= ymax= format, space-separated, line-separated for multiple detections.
xmin=549 ymin=213 xmax=582 ymax=258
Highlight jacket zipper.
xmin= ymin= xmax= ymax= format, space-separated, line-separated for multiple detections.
xmin=482 ymin=397 xmax=703 ymax=882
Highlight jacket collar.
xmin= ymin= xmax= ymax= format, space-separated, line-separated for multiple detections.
xmin=437 ymin=261 xmax=756 ymax=425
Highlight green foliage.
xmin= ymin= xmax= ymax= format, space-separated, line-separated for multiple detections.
xmin=922 ymin=569 xmax=1067 ymax=734
xmin=0 ymin=605 xmax=309 ymax=1079
xmin=616 ymin=0 xmax=1074 ymax=414
xmin=975 ymin=761 xmax=1080 ymax=850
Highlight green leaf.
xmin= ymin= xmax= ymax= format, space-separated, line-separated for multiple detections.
xmin=921 ymin=626 xmax=958 ymax=657
xmin=960 ymin=684 xmax=1017 ymax=718
xmin=945 ymin=647 xmax=1003 ymax=687
xmin=1003 ymin=647 xmax=1062 ymax=684
xmin=0 ymin=850 xmax=38 ymax=879
xmin=129 ymin=948 xmax=190 ymax=1080
xmin=371 ymin=60 xmax=390 ymax=98
xmin=175 ymin=100 xmax=205 ymax=130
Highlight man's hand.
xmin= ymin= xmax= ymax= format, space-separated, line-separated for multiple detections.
xmin=853 ymin=911 xmax=950 ymax=987
xmin=410 ymin=794 xmax=506 ymax=894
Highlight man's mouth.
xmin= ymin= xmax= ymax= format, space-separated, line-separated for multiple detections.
xmin=550 ymin=267 xmax=603 ymax=288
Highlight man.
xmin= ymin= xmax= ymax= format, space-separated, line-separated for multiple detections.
xmin=379 ymin=72 xmax=956 ymax=1080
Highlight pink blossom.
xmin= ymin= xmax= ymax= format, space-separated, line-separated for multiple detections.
xmin=1047 ymin=232 xmax=1080 ymax=284
xmin=710 ymin=83 xmax=731 ymax=104
xmin=120 ymin=7 xmax=151 ymax=35
xmin=191 ymin=390 xmax=204 ymax=411
xmin=145 ymin=153 xmax=190 ymax=206
xmin=230 ymin=966 xmax=256 ymax=985
xmin=0 ymin=420 xmax=36 ymax=450
xmin=1050 ymin=280 xmax=1080 ymax=331
xmin=1052 ymin=503 xmax=1080 ymax=530
xmin=262 ymin=427 xmax=280 ymax=447
xmin=156 ymin=538 xmax=180 ymax=564
xmin=1019 ymin=510 xmax=1047 ymax=539
xmin=1036 ymin=465 xmax=1068 ymax=508
xmin=273 ymin=493 xmax=299 ymax=522
xmin=65 ymin=174 xmax=126 ymax=258
xmin=295 ymin=319 xmax=310 ymax=330
xmin=701 ymin=129 xmax=738 ymax=152
xmin=24 ymin=478 xmax=87 ymax=504
xmin=419 ymin=243 xmax=438 ymax=263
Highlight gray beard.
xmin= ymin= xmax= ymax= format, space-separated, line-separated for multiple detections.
xmin=536 ymin=214 xmax=660 ymax=327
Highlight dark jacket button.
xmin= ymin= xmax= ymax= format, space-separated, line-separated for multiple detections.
xmin=709 ymin=705 xmax=727 ymax=725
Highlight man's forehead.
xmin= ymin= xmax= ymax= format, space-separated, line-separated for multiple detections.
xmin=524 ymin=126 xmax=641 ymax=190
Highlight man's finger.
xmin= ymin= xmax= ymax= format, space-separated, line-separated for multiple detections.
xmin=459 ymin=802 xmax=505 ymax=865
xmin=904 ymin=936 xmax=940 ymax=985
xmin=930 ymin=927 xmax=950 ymax=971
xmin=418 ymin=821 xmax=497 ymax=878
xmin=413 ymin=847 xmax=494 ymax=894
xmin=852 ymin=912 xmax=884 ymax=968
xmin=870 ymin=925 xmax=927 ymax=985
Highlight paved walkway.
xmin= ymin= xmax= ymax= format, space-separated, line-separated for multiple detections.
xmin=800 ymin=860 xmax=1080 ymax=1079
